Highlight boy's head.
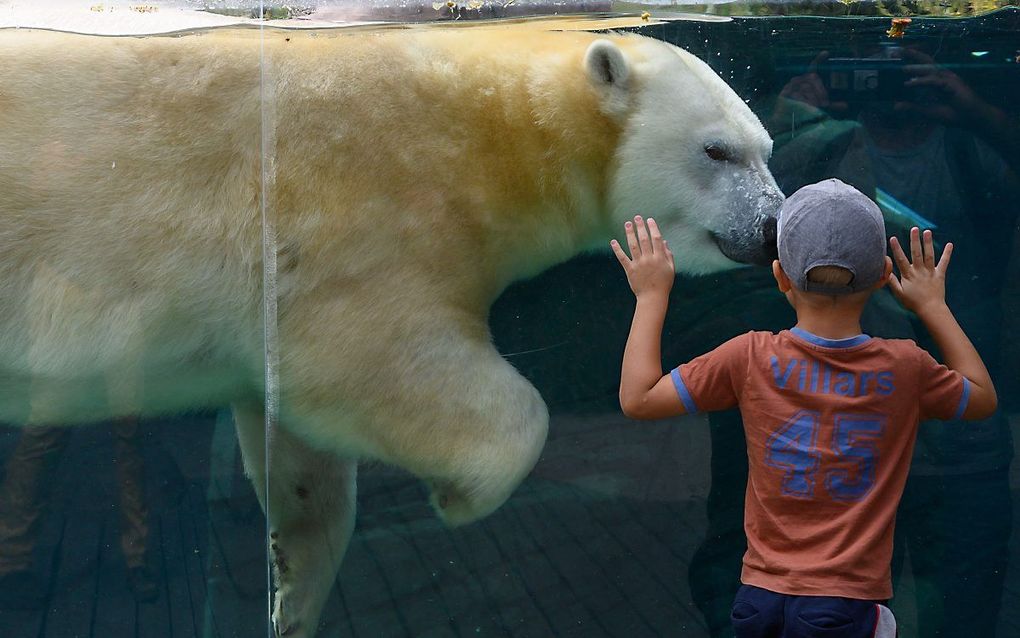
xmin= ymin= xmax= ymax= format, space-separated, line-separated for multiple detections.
xmin=775 ymin=179 xmax=889 ymax=299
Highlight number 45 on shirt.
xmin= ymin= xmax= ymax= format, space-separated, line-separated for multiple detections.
xmin=764 ymin=411 xmax=886 ymax=502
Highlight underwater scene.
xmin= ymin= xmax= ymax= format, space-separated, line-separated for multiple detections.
xmin=0 ymin=1 xmax=1018 ymax=637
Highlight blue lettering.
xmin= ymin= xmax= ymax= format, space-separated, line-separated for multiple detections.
xmin=876 ymin=371 xmax=895 ymax=395
xmin=858 ymin=372 xmax=874 ymax=396
xmin=771 ymin=356 xmax=797 ymax=389
xmin=765 ymin=410 xmax=821 ymax=498
xmin=825 ymin=414 xmax=886 ymax=502
xmin=771 ymin=361 xmax=893 ymax=397
xmin=834 ymin=372 xmax=856 ymax=396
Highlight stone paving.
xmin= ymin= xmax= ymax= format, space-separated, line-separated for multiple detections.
xmin=2 ymin=411 xmax=1019 ymax=637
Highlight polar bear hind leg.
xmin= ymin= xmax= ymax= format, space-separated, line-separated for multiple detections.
xmin=233 ymin=402 xmax=357 ymax=638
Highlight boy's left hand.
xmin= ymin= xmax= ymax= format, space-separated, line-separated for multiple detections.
xmin=610 ymin=216 xmax=676 ymax=299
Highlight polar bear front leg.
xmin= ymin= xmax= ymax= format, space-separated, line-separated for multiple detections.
xmin=233 ymin=403 xmax=357 ymax=638
xmin=344 ymin=332 xmax=550 ymax=528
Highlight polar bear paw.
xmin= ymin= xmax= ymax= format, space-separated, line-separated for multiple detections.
xmin=273 ymin=594 xmax=301 ymax=637
xmin=427 ymin=477 xmax=511 ymax=527
xmin=273 ymin=579 xmax=317 ymax=638
xmin=428 ymin=479 xmax=475 ymax=526
xmin=271 ymin=541 xmax=311 ymax=638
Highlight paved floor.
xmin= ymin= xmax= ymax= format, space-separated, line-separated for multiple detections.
xmin=1 ymin=411 xmax=1019 ymax=637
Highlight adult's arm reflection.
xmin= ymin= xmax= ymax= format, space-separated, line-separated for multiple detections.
xmin=766 ymin=51 xmax=848 ymax=137
xmin=897 ymin=48 xmax=1020 ymax=179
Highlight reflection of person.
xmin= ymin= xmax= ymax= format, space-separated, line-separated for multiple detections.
xmin=0 ymin=260 xmax=158 ymax=609
xmin=0 ymin=418 xmax=156 ymax=609
xmin=768 ymin=44 xmax=1020 ymax=636
xmin=611 ymin=180 xmax=996 ymax=637
xmin=678 ymin=267 xmax=793 ymax=638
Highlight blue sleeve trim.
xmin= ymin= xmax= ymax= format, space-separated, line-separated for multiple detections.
xmin=671 ymin=368 xmax=698 ymax=414
xmin=953 ymin=377 xmax=971 ymax=420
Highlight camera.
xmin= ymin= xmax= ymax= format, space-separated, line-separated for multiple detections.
xmin=816 ymin=57 xmax=911 ymax=103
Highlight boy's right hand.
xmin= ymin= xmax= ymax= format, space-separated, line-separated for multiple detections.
xmin=887 ymin=227 xmax=952 ymax=317
xmin=610 ymin=216 xmax=676 ymax=300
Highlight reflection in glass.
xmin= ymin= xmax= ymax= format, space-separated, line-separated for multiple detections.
xmin=0 ymin=5 xmax=1017 ymax=638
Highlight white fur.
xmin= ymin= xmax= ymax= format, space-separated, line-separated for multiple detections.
xmin=0 ymin=26 xmax=781 ymax=636
xmin=584 ymin=39 xmax=631 ymax=116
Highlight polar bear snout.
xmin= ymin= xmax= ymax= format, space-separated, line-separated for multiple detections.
xmin=712 ymin=188 xmax=783 ymax=267
xmin=756 ymin=186 xmax=784 ymax=264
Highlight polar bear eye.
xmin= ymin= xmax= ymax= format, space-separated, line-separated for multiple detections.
xmin=704 ymin=144 xmax=729 ymax=162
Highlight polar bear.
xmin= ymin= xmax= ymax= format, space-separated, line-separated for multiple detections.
xmin=0 ymin=25 xmax=781 ymax=636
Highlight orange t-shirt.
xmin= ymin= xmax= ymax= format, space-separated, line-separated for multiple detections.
xmin=672 ymin=328 xmax=969 ymax=600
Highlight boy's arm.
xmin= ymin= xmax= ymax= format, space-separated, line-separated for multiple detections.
xmin=619 ymin=294 xmax=687 ymax=419
xmin=611 ymin=216 xmax=686 ymax=420
xmin=888 ymin=227 xmax=998 ymax=419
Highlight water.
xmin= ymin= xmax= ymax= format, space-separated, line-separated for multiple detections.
xmin=0 ymin=3 xmax=1017 ymax=637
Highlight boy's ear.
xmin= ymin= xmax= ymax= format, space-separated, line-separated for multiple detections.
xmin=874 ymin=256 xmax=894 ymax=290
xmin=772 ymin=260 xmax=792 ymax=293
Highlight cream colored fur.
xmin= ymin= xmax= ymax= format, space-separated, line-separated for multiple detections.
xmin=0 ymin=26 xmax=781 ymax=636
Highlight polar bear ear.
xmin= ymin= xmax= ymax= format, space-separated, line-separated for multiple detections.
xmin=584 ymin=39 xmax=630 ymax=115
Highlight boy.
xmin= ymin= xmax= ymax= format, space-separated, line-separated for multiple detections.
xmin=610 ymin=178 xmax=997 ymax=637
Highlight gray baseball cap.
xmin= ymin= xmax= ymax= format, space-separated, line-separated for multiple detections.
xmin=777 ymin=178 xmax=887 ymax=295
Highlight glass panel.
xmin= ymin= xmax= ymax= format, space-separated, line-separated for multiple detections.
xmin=265 ymin=5 xmax=1018 ymax=637
xmin=0 ymin=4 xmax=270 ymax=636
xmin=4 ymin=1 xmax=1017 ymax=637
xmin=741 ymin=11 xmax=1019 ymax=637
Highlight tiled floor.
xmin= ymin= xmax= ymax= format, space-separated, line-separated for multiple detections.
xmin=1 ymin=412 xmax=1019 ymax=637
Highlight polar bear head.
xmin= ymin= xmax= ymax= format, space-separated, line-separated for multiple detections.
xmin=589 ymin=37 xmax=782 ymax=274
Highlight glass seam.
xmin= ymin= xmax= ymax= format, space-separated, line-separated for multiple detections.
xmin=258 ymin=4 xmax=280 ymax=636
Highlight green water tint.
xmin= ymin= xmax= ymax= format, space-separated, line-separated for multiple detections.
xmin=0 ymin=8 xmax=1017 ymax=638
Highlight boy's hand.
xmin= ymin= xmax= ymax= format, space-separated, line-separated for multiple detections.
xmin=888 ymin=227 xmax=952 ymax=317
xmin=610 ymin=216 xmax=675 ymax=300
xmin=889 ymin=227 xmax=998 ymax=420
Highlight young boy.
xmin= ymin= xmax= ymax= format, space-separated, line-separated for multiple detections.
xmin=610 ymin=178 xmax=997 ymax=638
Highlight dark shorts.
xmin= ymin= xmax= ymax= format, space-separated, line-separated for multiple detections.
xmin=731 ymin=584 xmax=896 ymax=638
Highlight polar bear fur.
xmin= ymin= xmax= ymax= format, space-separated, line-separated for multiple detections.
xmin=0 ymin=26 xmax=781 ymax=636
